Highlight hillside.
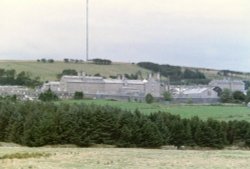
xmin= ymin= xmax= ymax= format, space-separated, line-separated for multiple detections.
xmin=185 ymin=66 xmax=250 ymax=81
xmin=0 ymin=61 xmax=150 ymax=81
xmin=1 ymin=60 xmax=250 ymax=82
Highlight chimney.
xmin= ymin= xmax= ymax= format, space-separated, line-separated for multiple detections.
xmin=157 ymin=72 xmax=160 ymax=80
xmin=78 ymin=71 xmax=86 ymax=77
xmin=148 ymin=73 xmax=152 ymax=79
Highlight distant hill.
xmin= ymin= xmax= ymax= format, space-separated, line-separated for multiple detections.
xmin=0 ymin=60 xmax=250 ymax=83
xmin=137 ymin=62 xmax=250 ymax=85
xmin=0 ymin=60 xmax=150 ymax=81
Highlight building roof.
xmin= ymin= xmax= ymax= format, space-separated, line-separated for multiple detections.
xmin=45 ymin=81 xmax=60 ymax=85
xmin=127 ymin=80 xmax=145 ymax=85
xmin=209 ymin=79 xmax=244 ymax=85
xmin=182 ymin=88 xmax=209 ymax=95
xmin=103 ymin=79 xmax=123 ymax=84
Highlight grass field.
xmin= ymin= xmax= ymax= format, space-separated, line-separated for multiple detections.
xmin=0 ymin=146 xmax=250 ymax=169
xmin=0 ymin=60 xmax=150 ymax=81
xmin=2 ymin=60 xmax=250 ymax=82
xmin=63 ymin=99 xmax=250 ymax=122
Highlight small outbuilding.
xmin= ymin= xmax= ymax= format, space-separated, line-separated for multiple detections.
xmin=173 ymin=87 xmax=219 ymax=103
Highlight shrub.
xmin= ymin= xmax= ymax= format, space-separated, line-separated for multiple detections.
xmin=74 ymin=91 xmax=84 ymax=100
xmin=233 ymin=91 xmax=246 ymax=103
xmin=145 ymin=93 xmax=154 ymax=104
xmin=38 ymin=89 xmax=59 ymax=102
xmin=163 ymin=91 xmax=172 ymax=101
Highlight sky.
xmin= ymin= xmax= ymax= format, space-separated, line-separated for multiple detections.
xmin=0 ymin=0 xmax=250 ymax=71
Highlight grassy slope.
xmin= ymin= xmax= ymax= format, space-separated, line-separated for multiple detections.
xmin=0 ymin=61 xmax=150 ymax=81
xmin=62 ymin=99 xmax=250 ymax=122
xmin=1 ymin=60 xmax=250 ymax=82
xmin=0 ymin=147 xmax=250 ymax=169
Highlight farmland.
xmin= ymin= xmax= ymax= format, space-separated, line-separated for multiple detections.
xmin=0 ymin=60 xmax=150 ymax=81
xmin=63 ymin=99 xmax=250 ymax=122
xmin=1 ymin=60 xmax=250 ymax=82
xmin=0 ymin=146 xmax=250 ymax=169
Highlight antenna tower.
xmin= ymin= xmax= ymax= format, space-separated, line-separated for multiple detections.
xmin=86 ymin=0 xmax=89 ymax=61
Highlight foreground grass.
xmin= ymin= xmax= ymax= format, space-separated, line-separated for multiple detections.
xmin=62 ymin=99 xmax=250 ymax=121
xmin=0 ymin=152 xmax=50 ymax=160
xmin=0 ymin=147 xmax=250 ymax=169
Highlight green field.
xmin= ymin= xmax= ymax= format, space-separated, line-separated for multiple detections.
xmin=2 ymin=60 xmax=250 ymax=82
xmin=63 ymin=99 xmax=250 ymax=122
xmin=0 ymin=146 xmax=249 ymax=169
xmin=0 ymin=61 xmax=150 ymax=81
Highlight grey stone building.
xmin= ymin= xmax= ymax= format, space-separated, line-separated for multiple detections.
xmin=171 ymin=86 xmax=219 ymax=103
xmin=209 ymin=79 xmax=245 ymax=92
xmin=42 ymin=73 xmax=164 ymax=99
xmin=0 ymin=86 xmax=35 ymax=100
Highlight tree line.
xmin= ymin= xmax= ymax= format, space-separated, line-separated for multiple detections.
xmin=91 ymin=58 xmax=112 ymax=65
xmin=0 ymin=69 xmax=41 ymax=88
xmin=63 ymin=58 xmax=84 ymax=64
xmin=220 ymin=89 xmax=250 ymax=104
xmin=37 ymin=58 xmax=55 ymax=63
xmin=0 ymin=100 xmax=250 ymax=148
xmin=137 ymin=62 xmax=208 ymax=85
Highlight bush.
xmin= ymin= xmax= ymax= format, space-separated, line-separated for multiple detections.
xmin=233 ymin=91 xmax=246 ymax=103
xmin=220 ymin=89 xmax=233 ymax=103
xmin=48 ymin=59 xmax=54 ymax=63
xmin=38 ymin=89 xmax=59 ymax=102
xmin=145 ymin=93 xmax=154 ymax=104
xmin=74 ymin=91 xmax=84 ymax=100
xmin=163 ymin=91 xmax=172 ymax=101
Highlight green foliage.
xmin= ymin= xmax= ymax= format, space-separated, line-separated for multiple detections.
xmin=1 ymin=100 xmax=250 ymax=148
xmin=124 ymin=73 xmax=138 ymax=80
xmin=57 ymin=69 xmax=78 ymax=79
xmin=16 ymin=71 xmax=41 ymax=88
xmin=48 ymin=59 xmax=55 ymax=63
xmin=169 ymin=120 xmax=187 ymax=148
xmin=39 ymin=58 xmax=54 ymax=63
xmin=218 ymin=70 xmax=243 ymax=76
xmin=0 ymin=69 xmax=41 ymax=87
xmin=245 ymin=89 xmax=250 ymax=103
xmin=92 ymin=58 xmax=112 ymax=65
xmin=220 ymin=89 xmax=233 ymax=103
xmin=244 ymin=128 xmax=250 ymax=147
xmin=38 ymin=89 xmax=59 ymax=102
xmin=74 ymin=92 xmax=84 ymax=100
xmin=183 ymin=69 xmax=206 ymax=79
xmin=137 ymin=62 xmax=207 ymax=84
xmin=41 ymin=58 xmax=46 ymax=63
xmin=233 ymin=91 xmax=246 ymax=103
xmin=0 ymin=69 xmax=16 ymax=85
xmin=145 ymin=93 xmax=154 ymax=104
xmin=163 ymin=91 xmax=172 ymax=101
xmin=64 ymin=58 xmax=69 ymax=63
xmin=220 ymin=89 xmax=246 ymax=103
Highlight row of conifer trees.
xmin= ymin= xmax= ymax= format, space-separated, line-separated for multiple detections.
xmin=0 ymin=100 xmax=250 ymax=148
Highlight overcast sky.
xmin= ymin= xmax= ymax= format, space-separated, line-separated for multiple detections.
xmin=0 ymin=0 xmax=250 ymax=71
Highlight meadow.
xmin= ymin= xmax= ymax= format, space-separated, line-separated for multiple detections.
xmin=0 ymin=146 xmax=250 ymax=169
xmin=63 ymin=99 xmax=250 ymax=122
xmin=0 ymin=61 xmax=150 ymax=81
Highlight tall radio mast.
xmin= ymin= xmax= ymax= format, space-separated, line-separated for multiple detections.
xmin=86 ymin=0 xmax=89 ymax=61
